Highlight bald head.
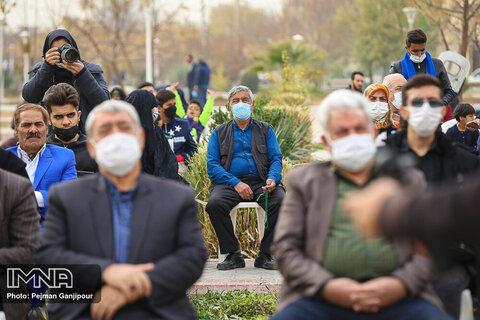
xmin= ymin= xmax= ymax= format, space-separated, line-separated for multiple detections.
xmin=383 ymin=74 xmax=407 ymax=97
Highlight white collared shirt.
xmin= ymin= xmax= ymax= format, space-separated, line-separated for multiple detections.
xmin=17 ymin=143 xmax=47 ymax=208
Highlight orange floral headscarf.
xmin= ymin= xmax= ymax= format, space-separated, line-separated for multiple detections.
xmin=363 ymin=84 xmax=398 ymax=129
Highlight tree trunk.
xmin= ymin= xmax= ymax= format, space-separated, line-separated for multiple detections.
xmin=459 ymin=0 xmax=469 ymax=56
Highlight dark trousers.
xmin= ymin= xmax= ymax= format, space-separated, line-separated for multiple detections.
xmin=271 ymin=297 xmax=454 ymax=320
xmin=206 ymin=175 xmax=284 ymax=255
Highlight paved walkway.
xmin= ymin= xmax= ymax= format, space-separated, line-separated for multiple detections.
xmin=189 ymin=259 xmax=283 ymax=295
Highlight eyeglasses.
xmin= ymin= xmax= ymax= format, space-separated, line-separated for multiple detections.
xmin=410 ymin=99 xmax=444 ymax=108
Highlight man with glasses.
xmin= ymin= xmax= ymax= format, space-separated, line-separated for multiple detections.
xmin=382 ymin=74 xmax=479 ymax=319
xmin=384 ymin=74 xmax=478 ymax=183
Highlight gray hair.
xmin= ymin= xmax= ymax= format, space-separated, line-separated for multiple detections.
xmin=85 ymin=100 xmax=142 ymax=138
xmin=317 ymin=89 xmax=371 ymax=134
xmin=382 ymin=73 xmax=405 ymax=89
xmin=227 ymin=85 xmax=255 ymax=105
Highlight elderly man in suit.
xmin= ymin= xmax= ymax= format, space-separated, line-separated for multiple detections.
xmin=271 ymin=89 xmax=452 ymax=320
xmin=8 ymin=103 xmax=77 ymax=220
xmin=0 ymin=169 xmax=39 ymax=319
xmin=35 ymin=100 xmax=208 ymax=320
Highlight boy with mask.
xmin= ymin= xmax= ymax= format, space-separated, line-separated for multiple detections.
xmin=155 ymin=89 xmax=197 ymax=164
xmin=44 ymin=83 xmax=97 ymax=174
xmin=390 ymin=29 xmax=457 ymax=118
xmin=446 ymin=103 xmax=479 ymax=153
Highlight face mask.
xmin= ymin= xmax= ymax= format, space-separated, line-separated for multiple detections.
xmin=409 ymin=53 xmax=426 ymax=64
xmin=329 ymin=133 xmax=376 ymax=172
xmin=391 ymin=92 xmax=402 ymax=110
xmin=92 ymin=133 xmax=141 ymax=176
xmin=152 ymin=107 xmax=159 ymax=122
xmin=164 ymin=105 xmax=177 ymax=119
xmin=408 ymin=103 xmax=443 ymax=137
xmin=232 ymin=102 xmax=251 ymax=121
xmin=191 ymin=90 xmax=198 ymax=98
xmin=367 ymin=101 xmax=389 ymax=121
xmin=53 ymin=125 xmax=78 ymax=142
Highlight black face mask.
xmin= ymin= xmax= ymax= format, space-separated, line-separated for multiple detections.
xmin=164 ymin=105 xmax=177 ymax=119
xmin=53 ymin=125 xmax=79 ymax=142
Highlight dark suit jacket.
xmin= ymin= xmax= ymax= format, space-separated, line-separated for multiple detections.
xmin=0 ymin=169 xmax=39 ymax=319
xmin=186 ymin=62 xmax=197 ymax=90
xmin=272 ymin=162 xmax=441 ymax=310
xmin=35 ymin=173 xmax=208 ymax=320
xmin=0 ymin=147 xmax=28 ymax=178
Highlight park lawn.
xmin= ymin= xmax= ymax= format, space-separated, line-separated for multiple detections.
xmin=191 ymin=290 xmax=278 ymax=320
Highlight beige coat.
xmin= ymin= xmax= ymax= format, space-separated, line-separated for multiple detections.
xmin=272 ymin=161 xmax=441 ymax=310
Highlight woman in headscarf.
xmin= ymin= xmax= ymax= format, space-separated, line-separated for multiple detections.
xmin=363 ymin=84 xmax=399 ymax=145
xmin=125 ymin=90 xmax=184 ymax=182
xmin=22 ymin=29 xmax=110 ymax=133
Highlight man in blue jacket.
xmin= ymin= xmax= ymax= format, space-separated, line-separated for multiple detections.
xmin=8 ymin=104 xmax=77 ymax=220
xmin=22 ymin=29 xmax=110 ymax=133
xmin=206 ymin=85 xmax=285 ymax=270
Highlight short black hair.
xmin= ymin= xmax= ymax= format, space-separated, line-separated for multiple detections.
xmin=453 ymin=103 xmax=475 ymax=122
xmin=189 ymin=98 xmax=201 ymax=108
xmin=155 ymin=89 xmax=176 ymax=107
xmin=351 ymin=71 xmax=364 ymax=80
xmin=406 ymin=29 xmax=427 ymax=47
xmin=138 ymin=81 xmax=154 ymax=89
xmin=402 ymin=74 xmax=443 ymax=106
xmin=42 ymin=83 xmax=80 ymax=113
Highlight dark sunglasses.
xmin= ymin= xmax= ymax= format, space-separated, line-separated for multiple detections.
xmin=410 ymin=99 xmax=444 ymax=108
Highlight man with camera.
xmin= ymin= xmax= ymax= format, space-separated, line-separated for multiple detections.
xmin=22 ymin=29 xmax=110 ymax=133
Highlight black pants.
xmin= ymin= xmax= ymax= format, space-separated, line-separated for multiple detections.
xmin=206 ymin=175 xmax=285 ymax=255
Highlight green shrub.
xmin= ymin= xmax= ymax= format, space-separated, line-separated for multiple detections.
xmin=191 ymin=290 xmax=278 ymax=320
xmin=240 ymin=71 xmax=260 ymax=93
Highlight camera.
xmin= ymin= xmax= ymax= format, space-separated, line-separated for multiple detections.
xmin=57 ymin=44 xmax=80 ymax=63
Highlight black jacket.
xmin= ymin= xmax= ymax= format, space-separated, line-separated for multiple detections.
xmin=390 ymin=57 xmax=458 ymax=108
xmin=46 ymin=133 xmax=97 ymax=175
xmin=22 ymin=29 xmax=110 ymax=133
xmin=383 ymin=129 xmax=480 ymax=184
xmin=0 ymin=147 xmax=28 ymax=178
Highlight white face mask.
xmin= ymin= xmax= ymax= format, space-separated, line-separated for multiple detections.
xmin=92 ymin=132 xmax=142 ymax=176
xmin=152 ymin=107 xmax=159 ymax=122
xmin=408 ymin=103 xmax=443 ymax=137
xmin=367 ymin=101 xmax=389 ymax=121
xmin=409 ymin=53 xmax=426 ymax=64
xmin=391 ymin=92 xmax=402 ymax=110
xmin=329 ymin=133 xmax=376 ymax=172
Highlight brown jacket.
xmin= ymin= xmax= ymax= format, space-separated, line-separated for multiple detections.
xmin=272 ymin=162 xmax=441 ymax=310
xmin=0 ymin=169 xmax=40 ymax=319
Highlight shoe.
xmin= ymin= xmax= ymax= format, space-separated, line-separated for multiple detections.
xmin=254 ymin=252 xmax=277 ymax=270
xmin=217 ymin=250 xmax=245 ymax=270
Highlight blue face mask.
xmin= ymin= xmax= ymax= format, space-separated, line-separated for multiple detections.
xmin=232 ymin=102 xmax=251 ymax=121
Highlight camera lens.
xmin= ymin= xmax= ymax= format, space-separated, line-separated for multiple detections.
xmin=62 ymin=48 xmax=79 ymax=63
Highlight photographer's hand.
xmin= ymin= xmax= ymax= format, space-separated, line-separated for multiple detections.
xmin=61 ymin=60 xmax=85 ymax=76
xmin=45 ymin=47 xmax=61 ymax=66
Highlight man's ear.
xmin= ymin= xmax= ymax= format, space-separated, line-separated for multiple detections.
xmin=138 ymin=128 xmax=146 ymax=150
xmin=77 ymin=110 xmax=82 ymax=119
xmin=441 ymin=106 xmax=447 ymax=117
xmin=405 ymin=45 xmax=409 ymax=52
xmin=321 ymin=135 xmax=331 ymax=151
xmin=86 ymin=139 xmax=95 ymax=159
xmin=398 ymin=107 xmax=410 ymax=121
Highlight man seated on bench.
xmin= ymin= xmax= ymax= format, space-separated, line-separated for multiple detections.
xmin=206 ymin=85 xmax=285 ymax=271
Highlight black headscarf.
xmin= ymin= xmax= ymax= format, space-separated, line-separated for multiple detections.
xmin=42 ymin=29 xmax=80 ymax=58
xmin=110 ymin=87 xmax=127 ymax=100
xmin=126 ymin=90 xmax=181 ymax=181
